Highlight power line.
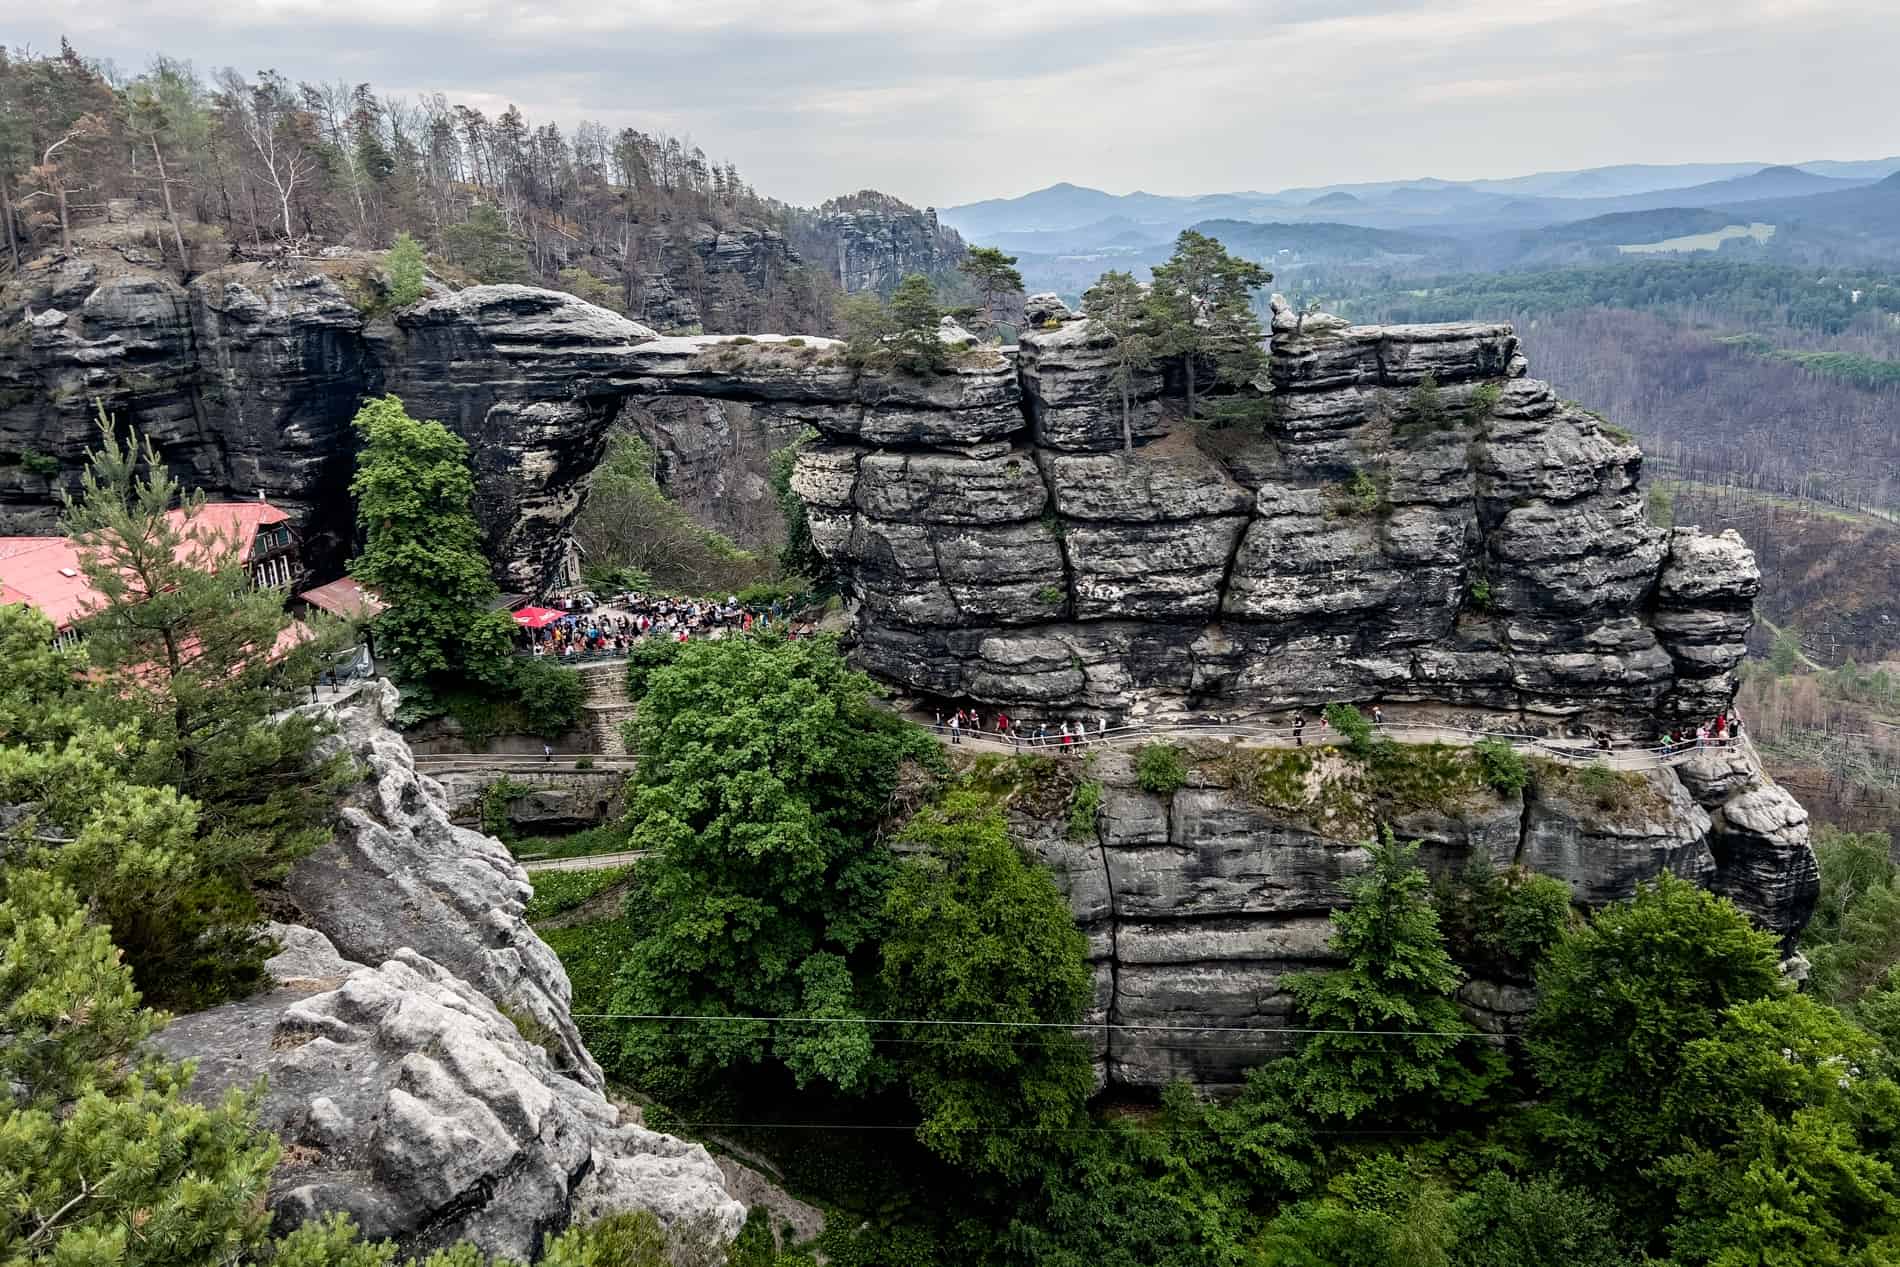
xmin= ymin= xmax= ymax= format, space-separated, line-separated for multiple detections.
xmin=568 ymin=1011 xmax=1508 ymax=1040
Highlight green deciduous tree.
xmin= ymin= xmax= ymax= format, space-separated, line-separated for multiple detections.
xmin=1527 ymin=874 xmax=1785 ymax=1187
xmin=1806 ymin=826 xmax=1900 ymax=1006
xmin=609 ymin=635 xmax=938 ymax=1094
xmin=349 ymin=394 xmax=515 ymax=685
xmin=1446 ymin=1171 xmax=1629 ymax=1267
xmin=880 ymin=793 xmax=1095 ymax=1179
xmin=1146 ymin=230 xmax=1271 ymax=421
xmin=1081 ymin=269 xmax=1155 ymax=451
xmin=1661 ymin=1107 xmax=1900 ymax=1267
xmin=1284 ymin=831 xmax=1506 ymax=1122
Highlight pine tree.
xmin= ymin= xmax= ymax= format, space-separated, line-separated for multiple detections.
xmin=1146 ymin=230 xmax=1271 ymax=421
xmin=958 ymin=245 xmax=1024 ymax=330
xmin=1081 ymin=269 xmax=1155 ymax=451
xmin=888 ymin=273 xmax=947 ymax=373
xmin=0 ymin=872 xmax=282 ymax=1264
xmin=1284 ymin=830 xmax=1506 ymax=1122
xmin=384 ymin=231 xmax=426 ymax=306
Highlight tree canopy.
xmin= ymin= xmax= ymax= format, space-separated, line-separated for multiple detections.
xmin=1145 ymin=229 xmax=1272 ymax=420
xmin=348 ymin=394 xmax=515 ymax=685
xmin=608 ymin=634 xmax=939 ymax=1093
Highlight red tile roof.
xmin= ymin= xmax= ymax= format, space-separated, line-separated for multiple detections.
xmin=0 ymin=502 xmax=294 ymax=633
xmin=297 ymin=575 xmax=387 ymax=620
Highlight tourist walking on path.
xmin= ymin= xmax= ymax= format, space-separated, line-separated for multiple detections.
xmin=543 ymin=742 xmax=552 ymax=763
xmin=949 ymin=715 xmax=962 ymax=745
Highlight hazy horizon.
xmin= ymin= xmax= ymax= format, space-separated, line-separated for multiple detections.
xmin=15 ymin=0 xmax=1900 ymax=209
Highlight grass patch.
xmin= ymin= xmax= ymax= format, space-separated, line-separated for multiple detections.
xmin=541 ymin=915 xmax=640 ymax=1071
xmin=1193 ymin=743 xmax=1317 ymax=811
xmin=514 ymin=822 xmax=634 ymax=861
xmin=1530 ymin=757 xmax=1673 ymax=822
xmin=1189 ymin=738 xmax=1502 ymax=838
xmin=949 ymin=750 xmax=1079 ymax=819
xmin=527 ymin=866 xmax=633 ymax=922
xmin=498 ymin=1001 xmax=561 ymax=1062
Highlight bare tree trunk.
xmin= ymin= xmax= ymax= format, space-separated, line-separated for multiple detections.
xmin=149 ymin=136 xmax=190 ymax=271
xmin=1184 ymin=356 xmax=1197 ymax=422
xmin=0 ymin=170 xmax=18 ymax=269
xmin=56 ymin=183 xmax=71 ymax=253
xmin=1121 ymin=378 xmax=1133 ymax=452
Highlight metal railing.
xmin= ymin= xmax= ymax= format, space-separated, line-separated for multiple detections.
xmin=935 ymin=718 xmax=1738 ymax=773
xmin=520 ymin=849 xmax=649 ymax=874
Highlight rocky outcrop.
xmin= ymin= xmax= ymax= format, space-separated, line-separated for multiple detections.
xmin=152 ymin=684 xmax=743 ymax=1258
xmin=1007 ymin=734 xmax=1814 ymax=1093
xmin=806 ymin=201 xmax=967 ymax=296
xmin=800 ymin=294 xmax=1760 ymax=735
xmin=632 ymin=222 xmax=803 ymax=333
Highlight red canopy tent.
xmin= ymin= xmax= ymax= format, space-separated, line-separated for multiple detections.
xmin=512 ymin=606 xmax=565 ymax=629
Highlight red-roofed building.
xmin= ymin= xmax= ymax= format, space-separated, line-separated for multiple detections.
xmin=296 ymin=575 xmax=387 ymax=621
xmin=0 ymin=501 xmax=304 ymax=643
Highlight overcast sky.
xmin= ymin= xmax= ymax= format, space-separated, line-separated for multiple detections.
xmin=14 ymin=0 xmax=1900 ymax=208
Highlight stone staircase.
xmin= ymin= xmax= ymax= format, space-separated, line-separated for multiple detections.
xmin=575 ymin=662 xmax=637 ymax=756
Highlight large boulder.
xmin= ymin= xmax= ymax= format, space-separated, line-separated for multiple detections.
xmin=154 ymin=942 xmax=741 ymax=1262
xmin=151 ymin=685 xmax=747 ymax=1258
xmin=289 ymin=682 xmax=600 ymax=1087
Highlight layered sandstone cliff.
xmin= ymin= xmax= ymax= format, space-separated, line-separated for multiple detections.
xmin=994 ymin=735 xmax=1813 ymax=1092
xmin=795 ymin=296 xmax=1759 ymax=733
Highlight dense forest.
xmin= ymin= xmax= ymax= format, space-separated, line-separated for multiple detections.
xmin=0 ymin=40 xmax=966 ymax=333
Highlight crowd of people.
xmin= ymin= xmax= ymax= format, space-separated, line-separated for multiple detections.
xmin=1662 ymin=709 xmax=1744 ymax=755
xmin=520 ymin=591 xmax=811 ymax=657
xmin=936 ymin=707 xmax=1110 ymax=752
xmin=925 ymin=700 xmax=1748 ymax=761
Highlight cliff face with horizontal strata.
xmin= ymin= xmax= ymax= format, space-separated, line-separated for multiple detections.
xmin=998 ymin=736 xmax=1813 ymax=1093
xmin=794 ymin=297 xmax=1758 ymax=733
xmin=5 ymin=262 xmax=1815 ymax=1096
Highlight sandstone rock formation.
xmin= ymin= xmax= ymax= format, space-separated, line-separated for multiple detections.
xmin=1006 ymin=734 xmax=1815 ymax=1093
xmin=806 ymin=200 xmax=967 ymax=296
xmin=152 ymin=683 xmax=744 ymax=1258
xmin=798 ymin=293 xmax=1763 ymax=733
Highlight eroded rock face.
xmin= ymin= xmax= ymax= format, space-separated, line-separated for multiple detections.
xmin=152 ymin=684 xmax=744 ymax=1257
xmin=816 ymin=204 xmax=965 ymax=296
xmin=1019 ymin=737 xmax=1814 ymax=1092
xmin=153 ymin=941 xmax=741 ymax=1262
xmin=801 ymin=296 xmax=1760 ymax=733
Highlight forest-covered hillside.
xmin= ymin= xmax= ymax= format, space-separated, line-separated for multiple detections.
xmin=0 ymin=40 xmax=968 ymax=333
